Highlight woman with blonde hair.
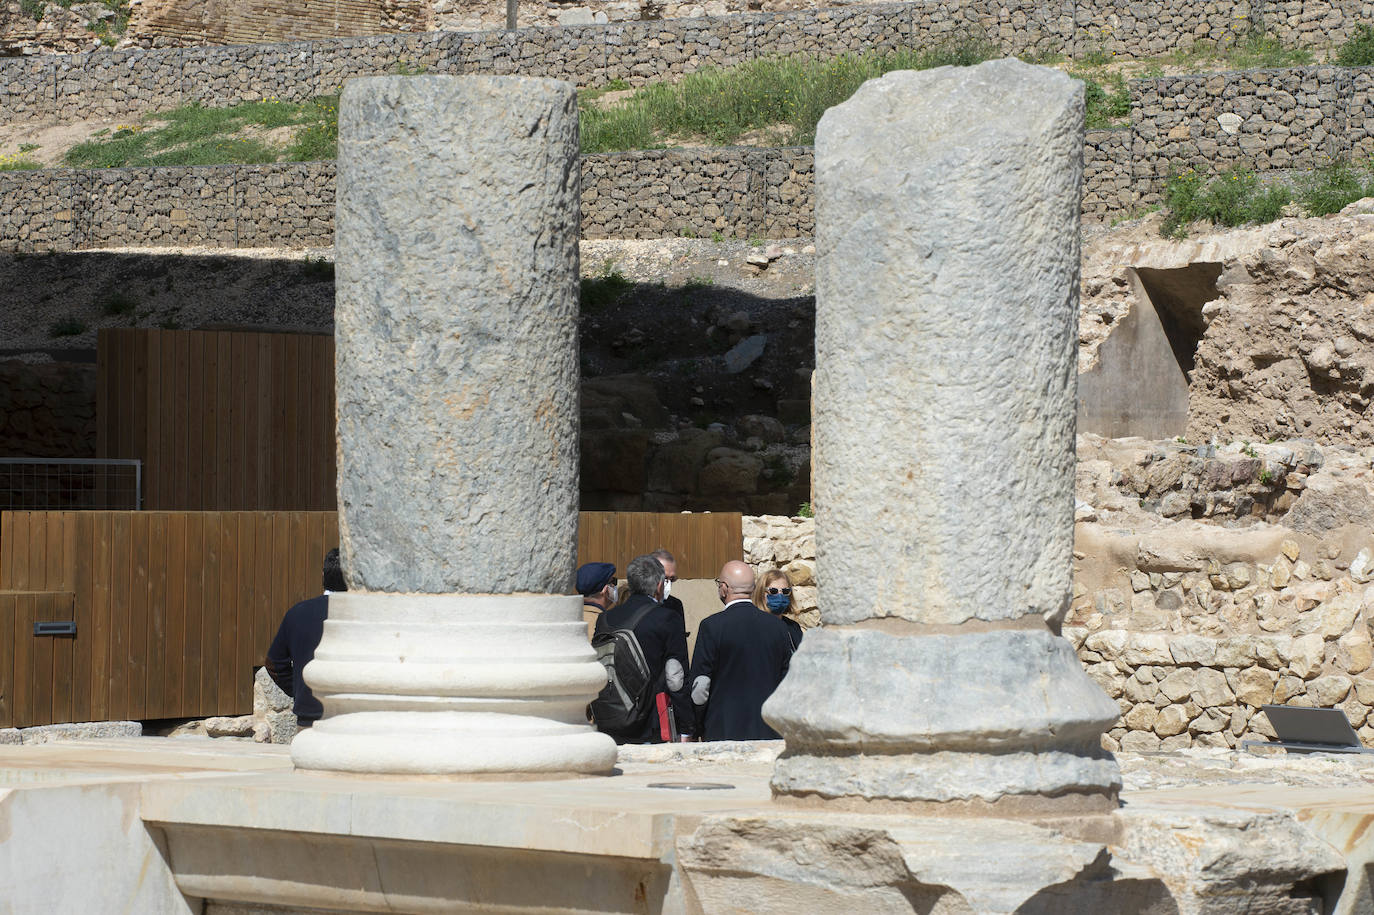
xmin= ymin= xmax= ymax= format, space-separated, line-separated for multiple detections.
xmin=754 ymin=568 xmax=804 ymax=651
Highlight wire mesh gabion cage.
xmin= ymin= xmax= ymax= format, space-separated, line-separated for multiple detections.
xmin=0 ymin=459 xmax=142 ymax=511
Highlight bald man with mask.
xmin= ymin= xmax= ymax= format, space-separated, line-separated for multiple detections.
xmin=688 ymin=560 xmax=795 ymax=740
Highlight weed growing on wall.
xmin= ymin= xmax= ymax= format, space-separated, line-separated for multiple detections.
xmin=1337 ymin=24 xmax=1374 ymax=66
xmin=1297 ymin=158 xmax=1374 ymax=216
xmin=1161 ymin=168 xmax=1290 ymax=237
xmin=1075 ymin=70 xmax=1131 ymax=128
xmin=64 ymin=94 xmax=340 ymax=168
xmin=48 ymin=315 xmax=86 ymax=337
xmin=0 ymin=152 xmax=40 ymax=171
xmin=579 ymin=38 xmax=998 ymax=153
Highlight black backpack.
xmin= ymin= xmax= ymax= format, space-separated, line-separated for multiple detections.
xmin=589 ymin=603 xmax=657 ymax=738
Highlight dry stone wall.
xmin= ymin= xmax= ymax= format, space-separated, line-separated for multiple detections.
xmin=9 ymin=63 xmax=1374 ymax=247
xmin=742 ymin=438 xmax=1374 ymax=753
xmin=4 ymin=0 xmax=1370 ymax=124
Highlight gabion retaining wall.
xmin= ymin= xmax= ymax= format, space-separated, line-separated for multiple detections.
xmin=3 ymin=0 xmax=1366 ymax=125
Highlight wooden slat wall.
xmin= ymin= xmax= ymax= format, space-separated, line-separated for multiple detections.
xmin=0 ymin=510 xmax=338 ymax=728
xmin=576 ymin=511 xmax=743 ymax=580
xmin=0 ymin=510 xmax=737 ymax=727
xmin=97 ymin=328 xmax=337 ymax=512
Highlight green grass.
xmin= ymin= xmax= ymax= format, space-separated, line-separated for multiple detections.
xmin=48 ymin=315 xmax=87 ymax=337
xmin=1075 ymin=70 xmax=1131 ymax=128
xmin=580 ymin=267 xmax=632 ymax=313
xmin=1166 ymin=28 xmax=1313 ymax=71
xmin=0 ymin=153 xmax=41 ymax=171
xmin=64 ymin=94 xmax=339 ymax=169
xmin=1161 ymin=167 xmax=1291 ymax=237
xmin=579 ymin=38 xmax=998 ymax=152
xmin=1162 ymin=158 xmax=1374 ymax=236
xmin=1297 ymin=158 xmax=1374 ymax=215
xmin=1338 ymin=24 xmax=1374 ymax=67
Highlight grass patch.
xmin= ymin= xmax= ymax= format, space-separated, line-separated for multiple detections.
xmin=1075 ymin=70 xmax=1131 ymax=128
xmin=1160 ymin=167 xmax=1291 ymax=237
xmin=64 ymin=94 xmax=340 ymax=168
xmin=1167 ymin=27 xmax=1313 ymax=71
xmin=98 ymin=290 xmax=138 ymax=316
xmin=579 ymin=37 xmax=998 ymax=153
xmin=1296 ymin=158 xmax=1374 ymax=215
xmin=581 ymin=266 xmax=632 ymax=313
xmin=1338 ymin=24 xmax=1374 ymax=67
xmin=0 ymin=153 xmax=41 ymax=171
xmin=299 ymin=256 xmax=335 ymax=280
xmin=49 ymin=315 xmax=87 ymax=337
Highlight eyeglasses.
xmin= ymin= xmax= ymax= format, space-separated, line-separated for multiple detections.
xmin=766 ymin=587 xmax=792 ymax=595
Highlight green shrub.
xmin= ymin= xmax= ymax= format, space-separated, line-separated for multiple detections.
xmin=580 ymin=269 xmax=632 ymax=313
xmin=1077 ymin=71 xmax=1131 ymax=129
xmin=98 ymin=290 xmax=137 ymax=316
xmin=1337 ymin=24 xmax=1374 ymax=66
xmin=1297 ymin=158 xmax=1374 ymax=216
xmin=1160 ymin=168 xmax=1291 ymax=237
xmin=49 ymin=315 xmax=86 ymax=337
xmin=580 ymin=38 xmax=998 ymax=153
xmin=796 ymin=502 xmax=814 ymax=518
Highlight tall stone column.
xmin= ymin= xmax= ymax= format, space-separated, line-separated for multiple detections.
xmin=763 ymin=60 xmax=1121 ymax=814
xmin=291 ymin=75 xmax=616 ymax=776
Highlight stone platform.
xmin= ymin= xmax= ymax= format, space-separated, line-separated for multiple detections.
xmin=3 ymin=738 xmax=1374 ymax=913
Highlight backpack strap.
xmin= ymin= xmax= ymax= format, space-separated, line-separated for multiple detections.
xmin=619 ymin=601 xmax=658 ymax=633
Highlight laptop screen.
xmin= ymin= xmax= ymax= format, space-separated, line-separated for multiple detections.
xmin=1262 ymin=705 xmax=1362 ymax=747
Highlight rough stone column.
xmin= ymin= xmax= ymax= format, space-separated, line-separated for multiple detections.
xmin=291 ymin=75 xmax=616 ymax=776
xmin=763 ymin=60 xmax=1121 ymax=814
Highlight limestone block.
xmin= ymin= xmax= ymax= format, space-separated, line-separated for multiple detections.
xmin=334 ymin=75 xmax=581 ymax=594
xmin=1122 ymin=729 xmax=1163 ymax=750
xmin=253 ymin=666 xmax=291 ymax=716
xmin=1274 ymin=675 xmax=1307 ymax=704
xmin=811 ymin=59 xmax=1083 ymax=626
xmin=0 ymin=729 xmax=20 ymax=744
xmin=1123 ymin=703 xmax=1158 ymax=730
xmin=1157 ymin=669 xmax=1195 ymax=703
xmin=1337 ymin=625 xmax=1374 ymax=674
xmin=1287 ymin=634 xmax=1326 ymax=679
xmin=1169 ymin=634 xmax=1217 ymax=666
xmin=1153 ymin=705 xmax=1190 ymax=737
xmin=1120 ymin=633 xmax=1173 ymax=666
xmin=1355 ymin=677 xmax=1374 ymax=705
xmin=1308 ymin=674 xmax=1354 ymax=706
xmin=1085 ymin=629 xmax=1128 ymax=661
xmin=1191 ymin=668 xmax=1235 ymax=707
xmin=1233 ymin=667 xmax=1278 ymax=707
xmin=18 ymin=721 xmax=142 ymax=743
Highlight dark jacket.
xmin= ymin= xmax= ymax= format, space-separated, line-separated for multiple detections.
xmin=265 ymin=594 xmax=328 ymax=722
xmin=594 ymin=593 xmax=692 ymax=743
xmin=780 ymin=615 xmax=803 ymax=651
xmin=689 ymin=599 xmax=793 ymax=741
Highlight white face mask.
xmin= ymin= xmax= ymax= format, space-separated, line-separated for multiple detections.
xmin=661 ymin=579 xmax=672 ymax=601
xmin=607 ymin=584 xmax=619 ymax=605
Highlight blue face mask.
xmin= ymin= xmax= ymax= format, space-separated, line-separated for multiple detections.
xmin=765 ymin=593 xmax=791 ymax=614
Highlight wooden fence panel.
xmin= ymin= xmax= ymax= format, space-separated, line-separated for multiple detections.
xmin=576 ymin=511 xmax=743 ymax=580
xmin=0 ymin=510 xmax=739 ymax=727
xmin=97 ymin=329 xmax=337 ymax=512
xmin=0 ymin=591 xmax=75 ymax=728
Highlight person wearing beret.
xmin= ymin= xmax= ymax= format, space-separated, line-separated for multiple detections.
xmin=577 ymin=561 xmax=617 ymax=639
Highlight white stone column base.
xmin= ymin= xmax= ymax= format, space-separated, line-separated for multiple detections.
xmin=290 ymin=593 xmax=617 ymax=776
xmin=762 ymin=627 xmax=1122 ymax=810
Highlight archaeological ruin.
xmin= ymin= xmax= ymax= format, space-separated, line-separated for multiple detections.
xmin=9 ymin=0 xmax=1374 ymax=910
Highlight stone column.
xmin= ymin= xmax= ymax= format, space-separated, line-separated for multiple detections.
xmin=290 ymin=75 xmax=616 ymax=776
xmin=763 ymin=60 xmax=1121 ymax=814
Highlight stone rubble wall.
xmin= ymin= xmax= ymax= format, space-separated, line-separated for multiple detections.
xmin=7 ymin=63 xmax=1374 ymax=247
xmin=0 ymin=360 xmax=97 ymax=458
xmin=743 ymin=439 xmax=1374 ymax=751
xmin=1 ymin=0 xmax=1366 ymax=124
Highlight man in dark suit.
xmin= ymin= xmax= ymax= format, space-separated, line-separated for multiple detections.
xmin=689 ymin=560 xmax=793 ymax=741
xmin=265 ymin=549 xmax=346 ymax=729
xmin=593 ymin=553 xmax=693 ymax=743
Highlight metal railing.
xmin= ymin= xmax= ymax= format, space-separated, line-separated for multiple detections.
xmin=0 ymin=459 xmax=142 ymax=511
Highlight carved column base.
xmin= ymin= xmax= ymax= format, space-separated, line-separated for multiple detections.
xmin=291 ymin=593 xmax=616 ymax=777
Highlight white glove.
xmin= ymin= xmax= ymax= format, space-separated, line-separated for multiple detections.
xmin=691 ymin=675 xmax=711 ymax=706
